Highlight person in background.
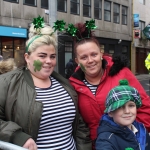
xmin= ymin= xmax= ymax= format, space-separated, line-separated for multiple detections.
xmin=145 ymin=53 xmax=150 ymax=72
xmin=65 ymin=58 xmax=77 ymax=79
xmin=96 ymin=79 xmax=150 ymax=150
xmin=0 ymin=16 xmax=91 ymax=150
xmin=68 ymin=20 xmax=150 ymax=149
xmin=0 ymin=58 xmax=17 ymax=75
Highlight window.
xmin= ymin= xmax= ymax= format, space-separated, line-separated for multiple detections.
xmin=57 ymin=0 xmax=67 ymax=12
xmin=113 ymin=3 xmax=120 ymax=23
xmin=4 ymin=0 xmax=18 ymax=2
xmin=94 ymin=0 xmax=102 ymax=20
xmin=122 ymin=6 xmax=127 ymax=25
xmin=83 ymin=0 xmax=91 ymax=17
xmin=104 ymin=1 xmax=111 ymax=22
xmin=2 ymin=37 xmax=13 ymax=59
xmin=23 ymin=0 xmax=37 ymax=6
xmin=100 ymin=44 xmax=105 ymax=53
xmin=41 ymin=0 xmax=48 ymax=9
xmin=139 ymin=20 xmax=145 ymax=30
xmin=71 ymin=0 xmax=80 ymax=15
xmin=14 ymin=38 xmax=26 ymax=67
xmin=139 ymin=0 xmax=145 ymax=5
xmin=65 ymin=42 xmax=73 ymax=68
xmin=122 ymin=46 xmax=127 ymax=54
xmin=108 ymin=44 xmax=115 ymax=56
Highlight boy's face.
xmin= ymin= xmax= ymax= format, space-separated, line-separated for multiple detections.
xmin=108 ymin=101 xmax=137 ymax=130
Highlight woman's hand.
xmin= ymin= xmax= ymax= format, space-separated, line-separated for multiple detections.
xmin=23 ymin=138 xmax=37 ymax=150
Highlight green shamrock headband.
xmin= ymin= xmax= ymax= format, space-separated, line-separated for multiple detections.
xmin=26 ymin=15 xmax=97 ymax=52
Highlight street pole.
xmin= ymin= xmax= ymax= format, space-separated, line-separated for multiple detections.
xmin=48 ymin=0 xmax=58 ymax=72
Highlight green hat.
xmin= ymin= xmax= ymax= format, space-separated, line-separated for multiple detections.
xmin=104 ymin=79 xmax=142 ymax=113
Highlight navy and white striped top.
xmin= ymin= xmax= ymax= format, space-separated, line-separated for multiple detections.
xmin=35 ymin=76 xmax=76 ymax=150
xmin=83 ymin=79 xmax=98 ymax=95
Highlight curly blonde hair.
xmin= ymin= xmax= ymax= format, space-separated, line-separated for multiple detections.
xmin=26 ymin=23 xmax=57 ymax=53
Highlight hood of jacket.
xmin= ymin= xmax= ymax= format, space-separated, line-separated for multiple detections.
xmin=0 ymin=58 xmax=16 ymax=75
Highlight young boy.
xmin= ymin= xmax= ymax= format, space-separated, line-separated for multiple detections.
xmin=95 ymin=79 xmax=150 ymax=150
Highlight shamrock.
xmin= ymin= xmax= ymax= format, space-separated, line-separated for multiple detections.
xmin=66 ymin=24 xmax=78 ymax=36
xmin=85 ymin=19 xmax=97 ymax=30
xmin=53 ymin=20 xmax=66 ymax=32
xmin=32 ymin=15 xmax=44 ymax=30
xmin=125 ymin=148 xmax=134 ymax=150
xmin=33 ymin=60 xmax=42 ymax=72
xmin=79 ymin=63 xmax=86 ymax=72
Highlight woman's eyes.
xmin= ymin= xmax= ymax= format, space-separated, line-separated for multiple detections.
xmin=81 ymin=56 xmax=87 ymax=60
xmin=39 ymin=55 xmax=46 ymax=58
xmin=92 ymin=53 xmax=97 ymax=57
xmin=38 ymin=55 xmax=56 ymax=59
xmin=80 ymin=53 xmax=97 ymax=60
xmin=50 ymin=55 xmax=56 ymax=59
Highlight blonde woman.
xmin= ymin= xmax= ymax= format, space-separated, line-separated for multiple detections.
xmin=0 ymin=17 xmax=91 ymax=150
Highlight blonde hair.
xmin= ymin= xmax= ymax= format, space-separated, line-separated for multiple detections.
xmin=26 ymin=24 xmax=57 ymax=53
xmin=0 ymin=58 xmax=17 ymax=74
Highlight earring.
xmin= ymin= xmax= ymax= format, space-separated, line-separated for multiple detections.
xmin=101 ymin=56 xmax=103 ymax=60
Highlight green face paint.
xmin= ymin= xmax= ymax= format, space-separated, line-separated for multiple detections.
xmin=79 ymin=63 xmax=86 ymax=72
xmin=33 ymin=60 xmax=42 ymax=72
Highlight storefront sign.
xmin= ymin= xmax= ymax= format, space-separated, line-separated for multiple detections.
xmin=0 ymin=26 xmax=27 ymax=38
xmin=133 ymin=14 xmax=139 ymax=28
xmin=143 ymin=24 xmax=150 ymax=40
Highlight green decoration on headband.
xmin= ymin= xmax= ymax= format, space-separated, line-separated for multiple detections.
xmin=33 ymin=60 xmax=42 ymax=72
xmin=125 ymin=148 xmax=134 ymax=150
xmin=53 ymin=20 xmax=66 ymax=32
xmin=66 ymin=24 xmax=78 ymax=36
xmin=85 ymin=19 xmax=97 ymax=30
xmin=33 ymin=15 xmax=44 ymax=30
xmin=79 ymin=63 xmax=86 ymax=72
xmin=85 ymin=19 xmax=97 ymax=37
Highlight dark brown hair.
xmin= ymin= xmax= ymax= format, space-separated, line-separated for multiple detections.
xmin=73 ymin=22 xmax=100 ymax=56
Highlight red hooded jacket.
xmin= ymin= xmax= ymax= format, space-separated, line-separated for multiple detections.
xmin=69 ymin=55 xmax=150 ymax=142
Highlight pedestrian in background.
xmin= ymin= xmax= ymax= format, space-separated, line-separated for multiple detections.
xmin=145 ymin=53 xmax=150 ymax=72
xmin=96 ymin=79 xmax=150 ymax=150
xmin=0 ymin=16 xmax=91 ymax=150
xmin=65 ymin=58 xmax=77 ymax=79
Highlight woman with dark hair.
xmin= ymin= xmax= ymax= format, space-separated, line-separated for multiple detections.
xmin=68 ymin=20 xmax=150 ymax=150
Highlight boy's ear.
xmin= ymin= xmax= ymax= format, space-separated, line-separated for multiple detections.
xmin=108 ymin=112 xmax=113 ymax=117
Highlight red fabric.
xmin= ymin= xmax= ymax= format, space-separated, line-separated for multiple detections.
xmin=69 ymin=56 xmax=150 ymax=142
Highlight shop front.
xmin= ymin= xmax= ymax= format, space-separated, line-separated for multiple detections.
xmin=0 ymin=26 xmax=27 ymax=67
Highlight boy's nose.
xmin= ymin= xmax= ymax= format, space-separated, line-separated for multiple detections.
xmin=124 ymin=106 xmax=130 ymax=113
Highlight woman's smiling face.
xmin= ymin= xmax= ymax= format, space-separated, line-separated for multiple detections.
xmin=25 ymin=44 xmax=56 ymax=80
xmin=75 ymin=41 xmax=103 ymax=78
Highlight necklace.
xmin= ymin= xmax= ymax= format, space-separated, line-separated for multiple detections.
xmin=85 ymin=68 xmax=104 ymax=85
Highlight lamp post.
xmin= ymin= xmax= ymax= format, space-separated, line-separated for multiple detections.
xmin=48 ymin=0 xmax=58 ymax=71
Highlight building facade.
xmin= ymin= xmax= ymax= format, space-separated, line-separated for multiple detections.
xmin=133 ymin=0 xmax=150 ymax=74
xmin=0 ymin=0 xmax=132 ymax=77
